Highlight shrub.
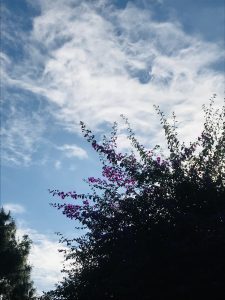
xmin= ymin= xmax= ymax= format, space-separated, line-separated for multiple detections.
xmin=47 ymin=97 xmax=225 ymax=299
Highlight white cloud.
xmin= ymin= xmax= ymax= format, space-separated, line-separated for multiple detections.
xmin=3 ymin=203 xmax=26 ymax=214
xmin=2 ymin=0 xmax=224 ymax=163
xmin=1 ymin=203 xmax=65 ymax=294
xmin=17 ymin=226 xmax=66 ymax=295
xmin=54 ymin=160 xmax=62 ymax=170
xmin=58 ymin=144 xmax=88 ymax=159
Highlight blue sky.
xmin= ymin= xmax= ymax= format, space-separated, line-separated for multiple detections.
xmin=1 ymin=0 xmax=224 ymax=294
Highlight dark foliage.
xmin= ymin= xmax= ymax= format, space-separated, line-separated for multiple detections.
xmin=0 ymin=208 xmax=37 ymax=299
xmin=46 ymin=97 xmax=225 ymax=300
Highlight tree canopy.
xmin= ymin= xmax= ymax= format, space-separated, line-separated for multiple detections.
xmin=46 ymin=97 xmax=225 ymax=299
xmin=0 ymin=208 xmax=36 ymax=300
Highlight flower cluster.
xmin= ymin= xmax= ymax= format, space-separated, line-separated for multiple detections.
xmin=62 ymin=204 xmax=81 ymax=219
xmin=102 ymin=165 xmax=136 ymax=187
xmin=49 ymin=189 xmax=78 ymax=200
xmin=91 ymin=141 xmax=118 ymax=162
xmin=51 ymin=200 xmax=93 ymax=220
xmin=87 ymin=177 xmax=107 ymax=185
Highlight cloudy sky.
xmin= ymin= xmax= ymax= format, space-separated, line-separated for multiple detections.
xmin=1 ymin=0 xmax=224 ymax=294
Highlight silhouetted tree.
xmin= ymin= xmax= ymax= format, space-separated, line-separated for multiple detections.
xmin=47 ymin=96 xmax=225 ymax=299
xmin=0 ymin=208 xmax=37 ymax=299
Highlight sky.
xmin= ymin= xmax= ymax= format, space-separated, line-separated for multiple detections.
xmin=1 ymin=0 xmax=224 ymax=295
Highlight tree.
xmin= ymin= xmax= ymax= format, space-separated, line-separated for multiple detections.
xmin=47 ymin=96 xmax=225 ymax=299
xmin=0 ymin=208 xmax=37 ymax=300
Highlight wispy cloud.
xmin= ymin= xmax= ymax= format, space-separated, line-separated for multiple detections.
xmin=3 ymin=203 xmax=26 ymax=214
xmin=2 ymin=0 xmax=224 ymax=165
xmin=1 ymin=108 xmax=45 ymax=166
xmin=58 ymin=144 xmax=88 ymax=159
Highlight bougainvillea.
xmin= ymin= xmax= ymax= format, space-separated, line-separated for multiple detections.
xmin=44 ymin=97 xmax=225 ymax=300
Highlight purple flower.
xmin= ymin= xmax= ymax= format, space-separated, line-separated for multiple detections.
xmin=83 ymin=200 xmax=89 ymax=206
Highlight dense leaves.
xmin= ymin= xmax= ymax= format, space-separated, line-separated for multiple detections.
xmin=0 ymin=208 xmax=37 ymax=299
xmin=47 ymin=97 xmax=225 ymax=299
